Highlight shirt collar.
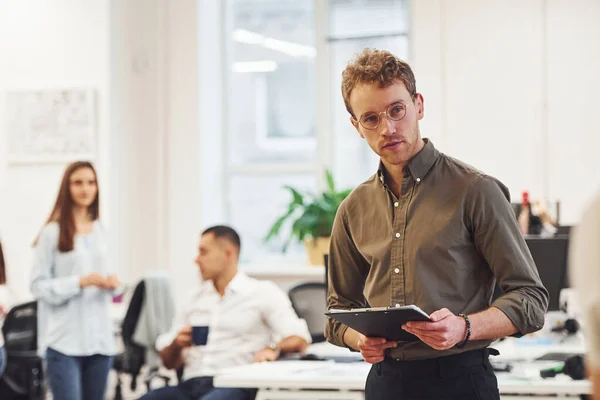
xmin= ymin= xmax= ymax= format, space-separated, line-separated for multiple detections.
xmin=377 ymin=138 xmax=439 ymax=185
xmin=226 ymin=272 xmax=252 ymax=295
xmin=200 ymin=271 xmax=253 ymax=296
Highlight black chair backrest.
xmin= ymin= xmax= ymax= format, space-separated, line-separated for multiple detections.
xmin=288 ymin=282 xmax=327 ymax=343
xmin=121 ymin=281 xmax=145 ymax=345
xmin=2 ymin=301 xmax=37 ymax=352
xmin=114 ymin=280 xmax=146 ymax=387
xmin=0 ymin=301 xmax=44 ymax=400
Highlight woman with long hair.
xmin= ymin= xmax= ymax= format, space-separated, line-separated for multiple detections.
xmin=30 ymin=161 xmax=119 ymax=400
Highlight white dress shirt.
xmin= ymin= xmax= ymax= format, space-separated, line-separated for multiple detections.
xmin=570 ymin=192 xmax=600 ymax=368
xmin=30 ymin=221 xmax=116 ymax=357
xmin=155 ymin=272 xmax=311 ymax=381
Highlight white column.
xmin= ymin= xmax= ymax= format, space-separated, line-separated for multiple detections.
xmin=165 ymin=0 xmax=202 ymax=297
xmin=109 ymin=0 xmax=200 ymax=295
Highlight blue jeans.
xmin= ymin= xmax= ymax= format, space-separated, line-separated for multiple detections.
xmin=138 ymin=376 xmax=256 ymax=400
xmin=46 ymin=347 xmax=113 ymax=400
xmin=0 ymin=345 xmax=6 ymax=377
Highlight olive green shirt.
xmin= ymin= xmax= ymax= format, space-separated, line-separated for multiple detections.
xmin=325 ymin=139 xmax=549 ymax=360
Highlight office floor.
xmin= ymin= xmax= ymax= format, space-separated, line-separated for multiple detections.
xmin=41 ymin=367 xmax=175 ymax=399
xmin=105 ymin=367 xmax=178 ymax=400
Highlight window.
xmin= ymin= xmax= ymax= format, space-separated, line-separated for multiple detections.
xmin=201 ymin=0 xmax=410 ymax=264
xmin=329 ymin=0 xmax=410 ymax=189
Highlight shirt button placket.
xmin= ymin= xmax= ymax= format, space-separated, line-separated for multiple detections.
xmin=396 ymin=190 xmax=411 ymax=307
xmin=392 ymin=195 xmax=406 ymax=307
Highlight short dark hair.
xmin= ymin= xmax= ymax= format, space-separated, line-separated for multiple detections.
xmin=202 ymin=225 xmax=241 ymax=253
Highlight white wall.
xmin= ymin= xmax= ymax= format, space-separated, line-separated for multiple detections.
xmin=110 ymin=0 xmax=201 ymax=297
xmin=545 ymin=0 xmax=600 ymax=225
xmin=411 ymin=0 xmax=600 ymax=224
xmin=3 ymin=0 xmax=598 ymax=300
xmin=0 ymin=0 xmax=111 ymax=299
xmin=0 ymin=0 xmax=200 ymax=300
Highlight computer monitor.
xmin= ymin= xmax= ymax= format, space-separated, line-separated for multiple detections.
xmin=526 ymin=235 xmax=570 ymax=311
xmin=492 ymin=235 xmax=569 ymax=312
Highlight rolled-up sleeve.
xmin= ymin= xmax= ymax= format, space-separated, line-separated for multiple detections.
xmin=30 ymin=224 xmax=81 ymax=306
xmin=262 ymin=281 xmax=312 ymax=344
xmin=156 ymin=304 xmax=186 ymax=352
xmin=466 ymin=176 xmax=549 ymax=335
xmin=325 ymin=201 xmax=370 ymax=348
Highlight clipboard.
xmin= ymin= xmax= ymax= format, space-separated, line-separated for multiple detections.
xmin=325 ymin=305 xmax=431 ymax=342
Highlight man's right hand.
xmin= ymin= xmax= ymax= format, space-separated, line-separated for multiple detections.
xmin=79 ymin=272 xmax=108 ymax=289
xmin=345 ymin=329 xmax=397 ymax=364
xmin=173 ymin=326 xmax=193 ymax=349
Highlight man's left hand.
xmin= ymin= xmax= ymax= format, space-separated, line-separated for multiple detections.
xmin=401 ymin=308 xmax=467 ymax=350
xmin=252 ymin=348 xmax=280 ymax=363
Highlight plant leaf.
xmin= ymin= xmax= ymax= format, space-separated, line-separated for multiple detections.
xmin=325 ymin=169 xmax=335 ymax=193
xmin=265 ymin=168 xmax=355 ymax=252
xmin=264 ymin=213 xmax=289 ymax=241
xmin=284 ymin=186 xmax=305 ymax=206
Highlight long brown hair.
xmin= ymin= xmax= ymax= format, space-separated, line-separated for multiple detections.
xmin=0 ymin=241 xmax=6 ymax=285
xmin=33 ymin=161 xmax=100 ymax=252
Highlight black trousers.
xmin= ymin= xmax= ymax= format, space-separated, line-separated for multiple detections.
xmin=365 ymin=348 xmax=500 ymax=400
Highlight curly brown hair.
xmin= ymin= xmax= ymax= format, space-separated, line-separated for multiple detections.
xmin=341 ymin=48 xmax=417 ymax=118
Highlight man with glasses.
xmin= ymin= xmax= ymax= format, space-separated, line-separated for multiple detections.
xmin=325 ymin=48 xmax=549 ymax=399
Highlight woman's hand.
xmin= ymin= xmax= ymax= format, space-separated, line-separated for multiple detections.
xmin=79 ymin=272 xmax=108 ymax=288
xmin=105 ymin=274 xmax=120 ymax=290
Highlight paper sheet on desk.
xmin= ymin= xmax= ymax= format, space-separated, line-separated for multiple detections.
xmin=218 ymin=361 xmax=333 ymax=378
xmin=299 ymin=362 xmax=371 ymax=378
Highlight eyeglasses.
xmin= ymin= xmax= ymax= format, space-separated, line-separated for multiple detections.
xmin=355 ymin=102 xmax=408 ymax=130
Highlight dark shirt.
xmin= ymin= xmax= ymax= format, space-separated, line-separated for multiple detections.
xmin=325 ymin=139 xmax=549 ymax=360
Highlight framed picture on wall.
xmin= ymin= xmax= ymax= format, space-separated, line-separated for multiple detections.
xmin=4 ymin=88 xmax=96 ymax=164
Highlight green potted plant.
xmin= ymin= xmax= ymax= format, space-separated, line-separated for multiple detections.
xmin=265 ymin=170 xmax=353 ymax=265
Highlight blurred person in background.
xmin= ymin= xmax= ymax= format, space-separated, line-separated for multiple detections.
xmin=0 ymin=240 xmax=8 ymax=376
xmin=140 ymin=225 xmax=311 ymax=400
xmin=30 ymin=161 xmax=120 ymax=400
xmin=570 ymin=192 xmax=600 ymax=399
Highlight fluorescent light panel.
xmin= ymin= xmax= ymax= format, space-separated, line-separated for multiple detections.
xmin=232 ymin=29 xmax=316 ymax=58
xmin=233 ymin=60 xmax=278 ymax=73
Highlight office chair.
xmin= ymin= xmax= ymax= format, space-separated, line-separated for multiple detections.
xmin=288 ymin=282 xmax=327 ymax=343
xmin=0 ymin=301 xmax=44 ymax=400
xmin=113 ymin=275 xmax=178 ymax=399
xmin=113 ymin=281 xmax=173 ymax=399
xmin=113 ymin=281 xmax=147 ymax=399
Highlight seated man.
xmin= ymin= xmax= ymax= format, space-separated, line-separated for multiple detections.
xmin=140 ymin=225 xmax=311 ymax=400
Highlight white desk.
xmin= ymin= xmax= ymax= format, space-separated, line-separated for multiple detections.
xmin=214 ymin=339 xmax=591 ymax=400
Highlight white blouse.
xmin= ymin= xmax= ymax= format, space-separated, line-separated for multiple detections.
xmin=30 ymin=221 xmax=117 ymax=356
